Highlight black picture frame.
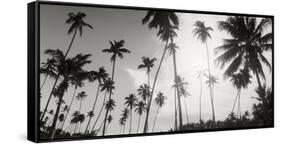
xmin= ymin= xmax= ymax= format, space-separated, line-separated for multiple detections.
xmin=28 ymin=1 xmax=274 ymax=143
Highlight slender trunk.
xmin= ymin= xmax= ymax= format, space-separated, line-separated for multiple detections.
xmin=129 ymin=108 xmax=133 ymax=134
xmin=199 ymin=77 xmax=203 ymax=123
xmin=84 ymin=84 xmax=101 ymax=134
xmin=174 ymin=87 xmax=178 ymax=130
xmin=152 ymin=106 xmax=160 ymax=132
xmin=40 ymin=28 xmax=77 ymax=122
xmin=231 ymin=90 xmax=240 ymax=114
xmin=40 ymin=74 xmax=48 ymax=90
xmin=172 ymin=50 xmax=183 ymax=128
xmin=143 ymin=40 xmax=169 ymax=133
xmin=49 ymin=96 xmax=63 ymax=139
xmin=79 ymin=100 xmax=82 ymax=113
xmin=237 ymin=93 xmax=241 ymax=119
xmin=102 ymin=59 xmax=116 ymax=135
xmin=183 ymin=99 xmax=189 ymax=123
xmin=205 ymin=42 xmax=216 ymax=122
xmin=60 ymin=87 xmax=77 ymax=130
xmin=136 ymin=114 xmax=141 ymax=133
xmin=91 ymin=92 xmax=107 ymax=133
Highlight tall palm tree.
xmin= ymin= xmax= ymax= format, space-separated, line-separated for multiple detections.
xmin=40 ymin=12 xmax=93 ymax=122
xmin=135 ymin=101 xmax=146 ymax=133
xmin=193 ymin=21 xmax=215 ymax=121
xmin=216 ymin=17 xmax=272 ymax=112
xmin=125 ymin=94 xmax=137 ymax=134
xmin=196 ymin=69 xmax=207 ymax=123
xmin=84 ymin=67 xmax=109 ymax=134
xmin=40 ymin=58 xmax=57 ymax=89
xmin=152 ymin=92 xmax=166 ymax=132
xmin=76 ymin=91 xmax=87 ymax=113
xmin=142 ymin=21 xmax=179 ymax=132
xmin=102 ymin=40 xmax=130 ymax=135
xmin=101 ymin=98 xmax=116 ymax=135
xmin=90 ymin=78 xmax=114 ymax=134
xmin=138 ymin=56 xmax=157 ymax=86
xmin=230 ymin=68 xmax=251 ymax=118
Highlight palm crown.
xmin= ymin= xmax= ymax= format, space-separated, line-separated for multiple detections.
xmin=102 ymin=40 xmax=131 ymax=62
xmin=142 ymin=11 xmax=179 ymax=30
xmin=138 ymin=57 xmax=157 ymax=74
xmin=193 ymin=21 xmax=214 ymax=43
xmin=155 ymin=92 xmax=166 ymax=107
xmin=66 ymin=12 xmax=93 ymax=36
xmin=125 ymin=94 xmax=137 ymax=109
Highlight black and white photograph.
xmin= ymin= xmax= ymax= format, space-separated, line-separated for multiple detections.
xmin=35 ymin=1 xmax=273 ymax=141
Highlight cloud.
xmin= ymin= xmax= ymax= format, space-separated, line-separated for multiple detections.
xmin=125 ymin=68 xmax=147 ymax=88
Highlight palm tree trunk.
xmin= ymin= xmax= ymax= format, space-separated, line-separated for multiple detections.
xmin=183 ymin=99 xmax=189 ymax=123
xmin=129 ymin=108 xmax=133 ymax=134
xmin=102 ymin=59 xmax=116 ymax=136
xmin=40 ymin=74 xmax=48 ymax=90
xmin=199 ymin=77 xmax=203 ymax=123
xmin=237 ymin=93 xmax=241 ymax=119
xmin=91 ymin=92 xmax=107 ymax=133
xmin=172 ymin=50 xmax=183 ymax=128
xmin=60 ymin=87 xmax=77 ymax=130
xmin=152 ymin=106 xmax=160 ymax=132
xmin=79 ymin=100 xmax=82 ymax=113
xmin=84 ymin=84 xmax=101 ymax=134
xmin=205 ymin=42 xmax=216 ymax=122
xmin=143 ymin=40 xmax=169 ymax=133
xmin=231 ymin=90 xmax=240 ymax=114
xmin=174 ymin=87 xmax=178 ymax=130
xmin=40 ymin=28 xmax=78 ymax=122
xmin=136 ymin=115 xmax=141 ymax=133
xmin=49 ymin=96 xmax=63 ymax=139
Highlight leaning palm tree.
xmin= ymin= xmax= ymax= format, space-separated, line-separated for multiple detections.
xmin=193 ymin=21 xmax=215 ymax=121
xmin=76 ymin=91 xmax=87 ymax=113
xmin=135 ymin=101 xmax=146 ymax=133
xmin=142 ymin=25 xmax=179 ymax=133
xmin=125 ymin=94 xmax=137 ymax=134
xmin=40 ymin=12 xmax=93 ymax=122
xmin=102 ymin=98 xmax=116 ymax=135
xmin=138 ymin=56 xmax=157 ymax=86
xmin=40 ymin=58 xmax=57 ymax=89
xmin=216 ymin=17 xmax=272 ymax=113
xmin=84 ymin=67 xmax=109 ymax=134
xmin=152 ymin=92 xmax=166 ymax=132
xmin=230 ymin=68 xmax=251 ymax=118
xmin=101 ymin=40 xmax=130 ymax=135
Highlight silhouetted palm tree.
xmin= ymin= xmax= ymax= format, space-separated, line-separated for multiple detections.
xmin=40 ymin=12 xmax=93 ymax=123
xmin=71 ymin=111 xmax=79 ymax=133
xmin=119 ymin=116 xmax=126 ymax=134
xmin=77 ymin=113 xmax=85 ymax=133
xmin=57 ymin=113 xmax=65 ymax=129
xmin=102 ymin=98 xmax=116 ymax=135
xmin=135 ymin=101 xmax=146 ymax=133
xmin=137 ymin=84 xmax=150 ymax=105
xmin=76 ymin=91 xmax=87 ymax=113
xmin=138 ymin=56 xmax=157 ymax=86
xmin=102 ymin=40 xmax=130 ymax=135
xmin=125 ymin=94 xmax=137 ymax=134
xmin=40 ymin=58 xmax=57 ymax=89
xmin=120 ymin=108 xmax=129 ymax=134
xmin=193 ymin=21 xmax=215 ymax=121
xmin=142 ymin=18 xmax=179 ymax=132
xmin=106 ymin=115 xmax=113 ymax=130
xmin=152 ymin=92 xmax=166 ymax=132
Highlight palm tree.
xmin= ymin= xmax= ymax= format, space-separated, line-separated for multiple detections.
xmin=138 ymin=56 xmax=157 ymax=86
xmin=216 ymin=17 xmax=272 ymax=112
xmin=102 ymin=98 xmax=116 ymax=135
xmin=137 ymin=84 xmax=150 ymax=105
xmin=106 ymin=115 xmax=113 ymax=130
xmin=193 ymin=21 xmax=215 ymax=121
xmin=71 ymin=111 xmax=80 ymax=133
xmin=102 ymin=40 xmax=130 ymax=135
xmin=120 ymin=108 xmax=129 ymax=134
xmin=119 ymin=117 xmax=126 ymax=134
xmin=196 ymin=69 xmax=207 ymax=123
xmin=40 ymin=58 xmax=57 ymax=89
xmin=84 ymin=67 xmax=109 ymax=134
xmin=125 ymin=94 xmax=137 ymax=134
xmin=76 ymin=91 xmax=87 ymax=113
xmin=135 ymin=101 xmax=146 ymax=133
xmin=152 ymin=92 xmax=166 ymax=132
xmin=77 ymin=114 xmax=85 ymax=133
xmin=57 ymin=113 xmax=65 ymax=129
xmin=230 ymin=68 xmax=251 ymax=118
xmin=142 ymin=13 xmax=179 ymax=132
xmin=40 ymin=12 xmax=93 ymax=122
xmin=90 ymin=78 xmax=114 ymax=134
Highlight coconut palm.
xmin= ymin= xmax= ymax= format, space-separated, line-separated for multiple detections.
xmin=137 ymin=84 xmax=150 ymax=104
xmin=135 ymin=101 xmax=146 ymax=133
xmin=84 ymin=67 xmax=109 ymax=134
xmin=102 ymin=98 xmax=116 ymax=135
xmin=77 ymin=114 xmax=85 ymax=133
xmin=119 ymin=117 xmax=126 ymax=134
xmin=216 ymin=17 xmax=272 ymax=111
xmin=40 ymin=12 xmax=93 ymax=122
xmin=142 ymin=24 xmax=179 ymax=133
xmin=125 ymin=94 xmax=137 ymax=134
xmin=152 ymin=92 xmax=166 ymax=132
xmin=193 ymin=21 xmax=215 ymax=121
xmin=57 ymin=113 xmax=65 ymax=129
xmin=106 ymin=115 xmax=113 ymax=130
xmin=102 ymin=40 xmax=130 ymax=135
xmin=40 ymin=58 xmax=57 ymax=89
xmin=76 ymin=91 xmax=87 ymax=113
xmin=138 ymin=56 xmax=157 ymax=86
xmin=90 ymin=78 xmax=114 ymax=134
xmin=230 ymin=68 xmax=251 ymax=118
xmin=71 ymin=111 xmax=80 ymax=133
xmin=120 ymin=108 xmax=129 ymax=134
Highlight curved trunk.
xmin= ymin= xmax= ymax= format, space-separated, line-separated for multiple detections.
xmin=102 ymin=59 xmax=116 ymax=136
xmin=60 ymin=87 xmax=77 ymax=130
xmin=40 ymin=28 xmax=77 ymax=122
xmin=143 ymin=40 xmax=169 ymax=133
xmin=205 ymin=42 xmax=216 ymax=122
xmin=40 ymin=74 xmax=48 ymax=90
xmin=91 ymin=92 xmax=107 ymax=133
xmin=84 ymin=84 xmax=101 ymax=134
xmin=152 ymin=106 xmax=160 ymax=132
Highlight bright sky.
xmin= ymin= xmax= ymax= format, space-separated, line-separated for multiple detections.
xmin=40 ymin=4 xmax=272 ymax=135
